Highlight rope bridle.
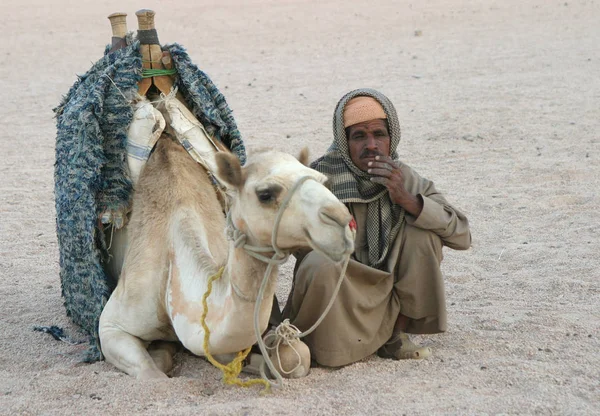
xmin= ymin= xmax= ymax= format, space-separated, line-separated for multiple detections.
xmin=226 ymin=175 xmax=355 ymax=390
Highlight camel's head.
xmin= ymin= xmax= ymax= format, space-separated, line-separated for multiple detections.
xmin=215 ymin=148 xmax=354 ymax=262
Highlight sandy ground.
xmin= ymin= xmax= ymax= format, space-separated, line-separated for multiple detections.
xmin=1 ymin=0 xmax=599 ymax=414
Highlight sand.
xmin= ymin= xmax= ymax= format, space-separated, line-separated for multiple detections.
xmin=1 ymin=0 xmax=599 ymax=414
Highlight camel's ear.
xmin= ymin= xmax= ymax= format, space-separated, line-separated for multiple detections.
xmin=215 ymin=152 xmax=245 ymax=188
xmin=298 ymin=147 xmax=309 ymax=166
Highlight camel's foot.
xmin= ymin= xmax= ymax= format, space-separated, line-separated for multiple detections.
xmin=377 ymin=332 xmax=432 ymax=360
xmin=148 ymin=341 xmax=178 ymax=374
xmin=212 ymin=353 xmax=237 ymax=365
xmin=137 ymin=368 xmax=169 ymax=380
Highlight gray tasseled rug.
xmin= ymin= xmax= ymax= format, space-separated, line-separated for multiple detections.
xmin=53 ymin=35 xmax=245 ymax=361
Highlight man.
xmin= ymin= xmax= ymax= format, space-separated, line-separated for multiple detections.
xmin=281 ymin=88 xmax=471 ymax=368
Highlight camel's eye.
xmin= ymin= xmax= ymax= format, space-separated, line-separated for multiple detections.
xmin=257 ymin=189 xmax=273 ymax=203
xmin=255 ymin=184 xmax=282 ymax=204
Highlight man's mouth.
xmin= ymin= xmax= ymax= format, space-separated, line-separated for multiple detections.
xmin=360 ymin=151 xmax=382 ymax=159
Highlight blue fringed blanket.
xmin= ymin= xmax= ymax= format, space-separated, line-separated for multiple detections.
xmin=54 ymin=37 xmax=245 ymax=361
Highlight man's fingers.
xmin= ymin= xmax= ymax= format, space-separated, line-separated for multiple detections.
xmin=375 ymin=155 xmax=397 ymax=165
xmin=368 ymin=168 xmax=392 ymax=177
xmin=368 ymin=161 xmax=394 ymax=171
xmin=370 ymin=177 xmax=388 ymax=185
xmin=370 ymin=157 xmax=400 ymax=171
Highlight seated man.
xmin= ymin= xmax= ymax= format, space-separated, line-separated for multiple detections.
xmin=281 ymin=88 xmax=471 ymax=368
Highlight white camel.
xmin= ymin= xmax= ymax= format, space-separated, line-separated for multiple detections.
xmin=98 ymin=133 xmax=354 ymax=379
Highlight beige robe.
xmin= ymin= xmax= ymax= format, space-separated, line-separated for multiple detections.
xmin=282 ymin=163 xmax=471 ymax=367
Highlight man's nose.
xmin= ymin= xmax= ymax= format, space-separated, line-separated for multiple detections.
xmin=365 ymin=134 xmax=378 ymax=149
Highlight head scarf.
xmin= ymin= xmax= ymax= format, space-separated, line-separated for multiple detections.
xmin=311 ymin=88 xmax=405 ymax=269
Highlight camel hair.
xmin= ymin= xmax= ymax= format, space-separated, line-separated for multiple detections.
xmin=99 ymin=134 xmax=355 ymax=379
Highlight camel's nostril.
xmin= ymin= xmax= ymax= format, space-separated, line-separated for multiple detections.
xmin=349 ymin=217 xmax=357 ymax=232
xmin=319 ymin=207 xmax=346 ymax=227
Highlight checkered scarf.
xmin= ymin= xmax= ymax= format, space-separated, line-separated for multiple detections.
xmin=311 ymin=88 xmax=405 ymax=269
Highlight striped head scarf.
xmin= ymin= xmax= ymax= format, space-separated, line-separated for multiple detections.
xmin=311 ymin=88 xmax=405 ymax=270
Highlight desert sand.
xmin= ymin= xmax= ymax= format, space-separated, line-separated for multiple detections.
xmin=1 ymin=0 xmax=599 ymax=414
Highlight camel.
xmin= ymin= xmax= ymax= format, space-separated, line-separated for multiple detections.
xmin=98 ymin=133 xmax=355 ymax=379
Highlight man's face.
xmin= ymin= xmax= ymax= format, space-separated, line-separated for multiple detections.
xmin=346 ymin=119 xmax=391 ymax=172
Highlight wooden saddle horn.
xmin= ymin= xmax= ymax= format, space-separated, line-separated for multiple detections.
xmin=107 ymin=12 xmax=128 ymax=53
xmin=135 ymin=9 xmax=174 ymax=96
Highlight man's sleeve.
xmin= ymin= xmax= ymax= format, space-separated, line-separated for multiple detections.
xmin=401 ymin=164 xmax=471 ymax=250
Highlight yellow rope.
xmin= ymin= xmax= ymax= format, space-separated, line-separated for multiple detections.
xmin=200 ymin=266 xmax=271 ymax=393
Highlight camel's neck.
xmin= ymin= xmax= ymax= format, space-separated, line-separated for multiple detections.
xmin=200 ymin=241 xmax=280 ymax=350
xmin=171 ymin=212 xmax=287 ymax=354
xmin=166 ymin=215 xmax=284 ymax=355
xmin=219 ymin=211 xmax=284 ymax=305
xmin=224 ymin=242 xmax=279 ymax=305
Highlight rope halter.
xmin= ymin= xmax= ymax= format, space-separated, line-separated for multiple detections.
xmin=226 ymin=175 xmax=317 ymax=265
xmin=225 ymin=174 xmax=355 ymax=390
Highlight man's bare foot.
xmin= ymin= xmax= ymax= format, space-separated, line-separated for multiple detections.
xmin=377 ymin=332 xmax=432 ymax=360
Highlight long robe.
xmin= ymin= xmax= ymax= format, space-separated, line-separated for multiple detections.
xmin=282 ymin=163 xmax=471 ymax=367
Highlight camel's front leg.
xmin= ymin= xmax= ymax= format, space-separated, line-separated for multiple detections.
xmin=99 ymin=296 xmax=169 ymax=379
xmin=99 ymin=324 xmax=168 ymax=379
xmin=148 ymin=341 xmax=178 ymax=374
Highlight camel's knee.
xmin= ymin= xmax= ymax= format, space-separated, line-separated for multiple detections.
xmin=148 ymin=341 xmax=178 ymax=374
xmin=99 ymin=323 xmax=166 ymax=379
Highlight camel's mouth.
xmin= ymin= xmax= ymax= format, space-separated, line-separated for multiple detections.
xmin=303 ymin=227 xmax=354 ymax=263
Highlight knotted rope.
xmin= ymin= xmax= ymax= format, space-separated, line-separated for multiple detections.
xmin=201 ymin=174 xmax=355 ymax=393
xmin=200 ymin=266 xmax=271 ymax=392
xmin=252 ymin=236 xmax=352 ymax=389
xmin=230 ymin=175 xmax=355 ymax=390
xmin=262 ymin=321 xmax=304 ymax=376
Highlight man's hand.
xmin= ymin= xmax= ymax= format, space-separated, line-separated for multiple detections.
xmin=367 ymin=156 xmax=423 ymax=217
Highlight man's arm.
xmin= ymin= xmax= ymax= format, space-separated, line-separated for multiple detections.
xmin=367 ymin=156 xmax=471 ymax=250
